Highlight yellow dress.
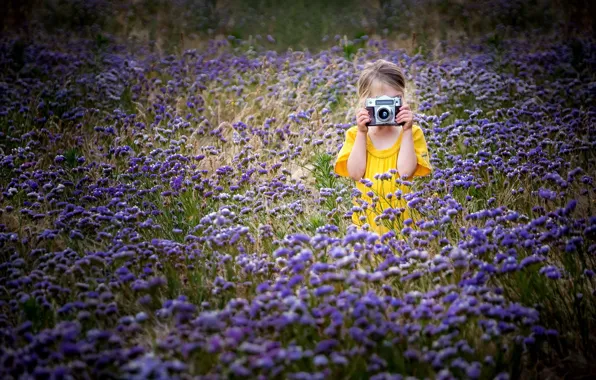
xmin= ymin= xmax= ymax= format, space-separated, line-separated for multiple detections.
xmin=333 ymin=124 xmax=433 ymax=235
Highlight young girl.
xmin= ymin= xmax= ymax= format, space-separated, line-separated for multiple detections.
xmin=334 ymin=59 xmax=432 ymax=236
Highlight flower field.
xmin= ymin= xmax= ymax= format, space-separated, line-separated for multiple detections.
xmin=1 ymin=1 xmax=595 ymax=378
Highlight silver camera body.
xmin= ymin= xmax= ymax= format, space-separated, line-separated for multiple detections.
xmin=365 ymin=95 xmax=404 ymax=126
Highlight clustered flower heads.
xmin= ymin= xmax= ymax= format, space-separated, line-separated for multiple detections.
xmin=0 ymin=20 xmax=595 ymax=379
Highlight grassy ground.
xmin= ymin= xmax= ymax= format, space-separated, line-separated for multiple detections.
xmin=0 ymin=1 xmax=595 ymax=378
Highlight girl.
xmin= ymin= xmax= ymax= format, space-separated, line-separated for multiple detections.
xmin=334 ymin=59 xmax=432 ymax=235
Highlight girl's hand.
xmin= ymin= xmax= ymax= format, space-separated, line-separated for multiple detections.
xmin=396 ymin=104 xmax=414 ymax=130
xmin=356 ymin=108 xmax=370 ymax=133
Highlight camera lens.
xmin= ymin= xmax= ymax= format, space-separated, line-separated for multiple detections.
xmin=378 ymin=108 xmax=389 ymax=120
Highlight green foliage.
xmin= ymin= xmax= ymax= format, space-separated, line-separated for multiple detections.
xmin=10 ymin=38 xmax=26 ymax=72
xmin=311 ymin=151 xmax=338 ymax=190
xmin=305 ymin=213 xmax=326 ymax=234
xmin=487 ymin=32 xmax=504 ymax=52
xmin=95 ymin=33 xmax=110 ymax=51
xmin=120 ymin=85 xmax=136 ymax=115
xmin=163 ymin=261 xmax=183 ymax=300
xmin=63 ymin=147 xmax=81 ymax=168
xmin=22 ymin=297 xmax=55 ymax=333
xmin=343 ymin=43 xmax=358 ymax=61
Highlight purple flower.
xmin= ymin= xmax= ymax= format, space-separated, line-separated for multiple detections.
xmin=314 ymin=285 xmax=334 ymax=297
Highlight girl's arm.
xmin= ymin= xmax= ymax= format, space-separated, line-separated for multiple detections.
xmin=346 ymin=130 xmax=368 ymax=180
xmin=397 ymin=104 xmax=431 ymax=179
xmin=397 ymin=128 xmax=418 ymax=178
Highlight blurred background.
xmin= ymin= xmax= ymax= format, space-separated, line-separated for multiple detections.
xmin=2 ymin=0 xmax=594 ymax=56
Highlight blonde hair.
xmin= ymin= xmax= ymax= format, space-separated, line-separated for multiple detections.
xmin=356 ymin=59 xmax=406 ymax=106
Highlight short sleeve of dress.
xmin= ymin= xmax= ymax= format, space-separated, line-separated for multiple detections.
xmin=333 ymin=127 xmax=357 ymax=177
xmin=412 ymin=125 xmax=433 ymax=177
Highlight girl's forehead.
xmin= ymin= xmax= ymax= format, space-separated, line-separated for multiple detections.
xmin=370 ymin=80 xmax=403 ymax=97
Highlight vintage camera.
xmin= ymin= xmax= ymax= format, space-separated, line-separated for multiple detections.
xmin=365 ymin=95 xmax=405 ymax=126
